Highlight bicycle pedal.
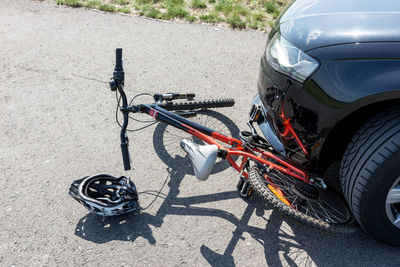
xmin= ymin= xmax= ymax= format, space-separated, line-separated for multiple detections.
xmin=236 ymin=177 xmax=245 ymax=191
xmin=237 ymin=177 xmax=253 ymax=198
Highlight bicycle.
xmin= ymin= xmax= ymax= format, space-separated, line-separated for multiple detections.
xmin=101 ymin=49 xmax=358 ymax=233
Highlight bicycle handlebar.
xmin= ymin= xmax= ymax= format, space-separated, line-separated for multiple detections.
xmin=110 ymin=48 xmax=197 ymax=171
xmin=115 ymin=48 xmax=123 ymax=70
xmin=121 ymin=141 xmax=131 ymax=171
xmin=113 ymin=48 xmax=125 ymax=86
xmin=110 ymin=48 xmax=131 ymax=170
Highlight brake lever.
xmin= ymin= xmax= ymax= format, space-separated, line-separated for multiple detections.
xmin=109 ymin=78 xmax=117 ymax=91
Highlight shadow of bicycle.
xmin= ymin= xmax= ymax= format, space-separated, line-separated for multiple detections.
xmin=152 ymin=109 xmax=241 ymax=175
xmin=75 ymin=109 xmax=242 ymax=245
xmin=74 ymin=110 xmax=400 ymax=266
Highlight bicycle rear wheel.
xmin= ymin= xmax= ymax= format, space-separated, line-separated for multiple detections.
xmin=158 ymin=98 xmax=235 ymax=111
xmin=249 ymin=165 xmax=359 ymax=234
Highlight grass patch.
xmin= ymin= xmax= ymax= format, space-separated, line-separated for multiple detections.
xmin=139 ymin=4 xmax=161 ymax=18
xmin=56 ymin=0 xmax=83 ymax=7
xmin=248 ymin=20 xmax=259 ymax=30
xmin=113 ymin=0 xmax=129 ymax=4
xmin=133 ymin=0 xmax=156 ymax=4
xmin=132 ymin=3 xmax=141 ymax=10
xmin=252 ymin=11 xmax=265 ymax=22
xmin=161 ymin=0 xmax=189 ymax=19
xmin=118 ymin=6 xmax=131 ymax=13
xmin=214 ymin=0 xmax=247 ymax=16
xmin=99 ymin=3 xmax=116 ymax=12
xmin=232 ymin=3 xmax=247 ymax=16
xmin=186 ymin=15 xmax=197 ymax=22
xmin=85 ymin=0 xmax=101 ymax=8
xmin=214 ymin=0 xmax=232 ymax=14
xmin=265 ymin=0 xmax=280 ymax=14
xmin=267 ymin=20 xmax=274 ymax=27
xmin=164 ymin=0 xmax=185 ymax=6
xmin=199 ymin=12 xmax=222 ymax=23
xmin=192 ymin=0 xmax=207 ymax=8
xmin=226 ymin=13 xmax=245 ymax=29
xmin=166 ymin=6 xmax=189 ymax=18
xmin=55 ymin=0 xmax=289 ymax=30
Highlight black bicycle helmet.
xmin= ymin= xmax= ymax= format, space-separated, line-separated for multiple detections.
xmin=69 ymin=174 xmax=140 ymax=216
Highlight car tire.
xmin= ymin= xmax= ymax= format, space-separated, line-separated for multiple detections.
xmin=340 ymin=107 xmax=400 ymax=246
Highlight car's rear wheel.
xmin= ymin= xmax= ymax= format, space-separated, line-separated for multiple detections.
xmin=340 ymin=107 xmax=400 ymax=246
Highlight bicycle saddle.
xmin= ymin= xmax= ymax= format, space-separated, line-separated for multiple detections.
xmin=180 ymin=139 xmax=218 ymax=181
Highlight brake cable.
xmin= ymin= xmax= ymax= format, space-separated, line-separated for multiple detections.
xmin=115 ymin=90 xmax=158 ymax=132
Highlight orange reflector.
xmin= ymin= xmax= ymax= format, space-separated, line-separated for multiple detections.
xmin=267 ymin=184 xmax=291 ymax=206
xmin=248 ymin=188 xmax=253 ymax=197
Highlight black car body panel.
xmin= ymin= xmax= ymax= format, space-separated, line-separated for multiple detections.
xmin=278 ymin=0 xmax=400 ymax=51
xmin=307 ymin=43 xmax=400 ymax=102
xmin=256 ymin=0 xmax=400 ymax=174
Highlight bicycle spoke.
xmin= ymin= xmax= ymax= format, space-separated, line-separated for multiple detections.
xmin=317 ymin=202 xmax=343 ymax=223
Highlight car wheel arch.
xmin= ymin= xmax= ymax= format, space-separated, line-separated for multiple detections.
xmin=317 ymin=98 xmax=400 ymax=177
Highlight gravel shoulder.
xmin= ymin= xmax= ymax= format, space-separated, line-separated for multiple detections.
xmin=1 ymin=0 xmax=400 ymax=265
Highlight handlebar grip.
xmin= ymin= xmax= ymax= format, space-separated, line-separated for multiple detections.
xmin=113 ymin=48 xmax=125 ymax=85
xmin=168 ymin=93 xmax=195 ymax=100
xmin=174 ymin=93 xmax=195 ymax=99
xmin=186 ymin=93 xmax=195 ymax=99
xmin=121 ymin=143 xmax=131 ymax=170
xmin=115 ymin=48 xmax=123 ymax=71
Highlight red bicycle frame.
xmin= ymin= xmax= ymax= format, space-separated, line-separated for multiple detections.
xmin=137 ymin=103 xmax=311 ymax=185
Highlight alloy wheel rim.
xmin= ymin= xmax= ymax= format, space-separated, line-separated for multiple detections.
xmin=385 ymin=176 xmax=400 ymax=229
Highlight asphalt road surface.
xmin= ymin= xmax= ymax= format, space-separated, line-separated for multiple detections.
xmin=1 ymin=0 xmax=400 ymax=265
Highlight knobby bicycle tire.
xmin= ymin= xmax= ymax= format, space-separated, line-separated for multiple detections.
xmin=249 ymin=165 xmax=359 ymax=235
xmin=159 ymin=98 xmax=235 ymax=111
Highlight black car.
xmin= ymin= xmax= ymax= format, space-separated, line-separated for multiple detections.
xmin=253 ymin=0 xmax=400 ymax=245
